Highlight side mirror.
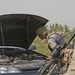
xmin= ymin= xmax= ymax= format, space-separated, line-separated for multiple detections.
xmin=28 ymin=45 xmax=36 ymax=50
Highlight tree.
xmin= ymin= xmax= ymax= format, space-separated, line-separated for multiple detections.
xmin=59 ymin=24 xmax=63 ymax=31
xmin=72 ymin=27 xmax=75 ymax=33
xmin=47 ymin=23 xmax=71 ymax=40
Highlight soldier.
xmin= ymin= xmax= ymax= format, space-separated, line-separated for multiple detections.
xmin=36 ymin=26 xmax=74 ymax=75
xmin=36 ymin=26 xmax=65 ymax=60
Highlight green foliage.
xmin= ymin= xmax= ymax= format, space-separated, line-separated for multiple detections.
xmin=72 ymin=27 xmax=75 ymax=33
xmin=48 ymin=24 xmax=72 ymax=40
xmin=32 ymin=37 xmax=50 ymax=56
xmin=49 ymin=23 xmax=70 ymax=32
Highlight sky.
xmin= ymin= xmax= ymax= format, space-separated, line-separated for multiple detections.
xmin=0 ymin=0 xmax=75 ymax=30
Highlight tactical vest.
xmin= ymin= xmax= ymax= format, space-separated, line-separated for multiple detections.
xmin=46 ymin=32 xmax=65 ymax=51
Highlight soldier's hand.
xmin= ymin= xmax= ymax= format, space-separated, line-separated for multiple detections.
xmin=46 ymin=56 xmax=52 ymax=60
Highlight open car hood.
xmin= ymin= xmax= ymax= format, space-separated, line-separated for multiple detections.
xmin=0 ymin=14 xmax=48 ymax=49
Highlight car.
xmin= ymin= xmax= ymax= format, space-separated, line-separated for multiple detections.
xmin=0 ymin=14 xmax=48 ymax=75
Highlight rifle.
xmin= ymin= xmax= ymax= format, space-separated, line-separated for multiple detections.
xmin=38 ymin=32 xmax=75 ymax=75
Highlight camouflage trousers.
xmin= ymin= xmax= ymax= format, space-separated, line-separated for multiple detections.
xmin=65 ymin=45 xmax=75 ymax=75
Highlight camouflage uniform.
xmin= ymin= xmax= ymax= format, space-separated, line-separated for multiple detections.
xmin=36 ymin=27 xmax=75 ymax=75
xmin=46 ymin=32 xmax=67 ymax=75
xmin=46 ymin=32 xmax=57 ymax=51
xmin=46 ymin=32 xmax=75 ymax=75
xmin=65 ymin=44 xmax=75 ymax=75
xmin=46 ymin=32 xmax=65 ymax=51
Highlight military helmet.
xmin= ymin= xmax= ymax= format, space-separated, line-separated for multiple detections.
xmin=36 ymin=26 xmax=47 ymax=35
